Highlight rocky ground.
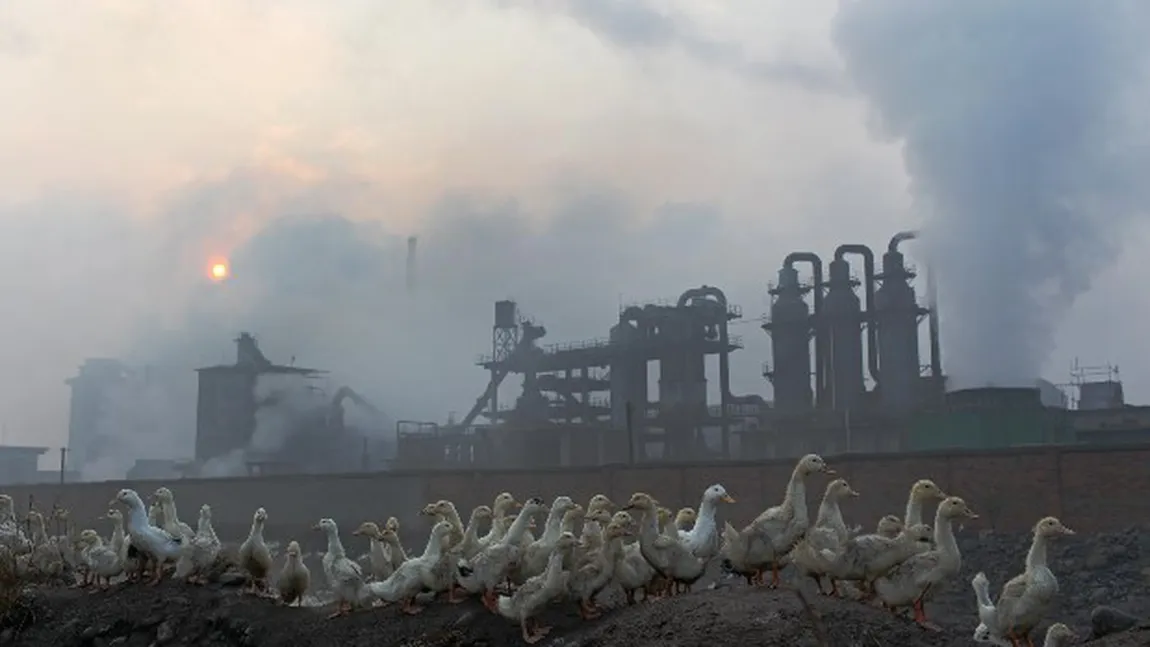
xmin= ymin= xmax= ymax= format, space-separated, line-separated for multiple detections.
xmin=0 ymin=524 xmax=1146 ymax=647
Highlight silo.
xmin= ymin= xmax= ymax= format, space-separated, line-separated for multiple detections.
xmin=766 ymin=265 xmax=813 ymax=414
xmin=875 ymin=244 xmax=922 ymax=414
xmin=823 ymin=257 xmax=864 ymax=411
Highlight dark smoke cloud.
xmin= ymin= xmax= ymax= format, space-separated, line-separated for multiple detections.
xmin=505 ymin=0 xmax=846 ymax=94
xmin=832 ymin=0 xmax=1150 ymax=387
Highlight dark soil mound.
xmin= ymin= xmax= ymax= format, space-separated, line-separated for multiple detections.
xmin=0 ymin=580 xmax=1144 ymax=647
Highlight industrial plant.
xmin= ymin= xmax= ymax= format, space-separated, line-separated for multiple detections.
xmin=0 ymin=229 xmax=1142 ymax=486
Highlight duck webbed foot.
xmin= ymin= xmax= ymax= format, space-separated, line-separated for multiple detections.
xmin=521 ymin=618 xmax=551 ymax=644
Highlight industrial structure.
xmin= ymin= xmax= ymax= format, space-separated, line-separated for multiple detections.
xmin=194 ymin=332 xmax=393 ymax=476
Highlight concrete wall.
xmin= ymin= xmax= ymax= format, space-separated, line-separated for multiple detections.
xmin=3 ymin=444 xmax=1146 ymax=549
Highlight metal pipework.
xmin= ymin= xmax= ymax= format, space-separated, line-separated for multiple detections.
xmin=676 ymin=286 xmax=732 ymax=456
xmin=782 ymin=252 xmax=826 ymax=407
xmin=887 ymin=230 xmax=942 ymax=380
xmin=833 ymin=244 xmax=879 ymax=385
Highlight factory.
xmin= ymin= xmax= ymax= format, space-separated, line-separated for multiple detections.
xmin=16 ymin=229 xmax=1145 ymax=485
xmin=396 ymin=230 xmax=1150 ymax=469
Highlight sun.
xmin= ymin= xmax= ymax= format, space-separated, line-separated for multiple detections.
xmin=209 ymin=261 xmax=229 ymax=281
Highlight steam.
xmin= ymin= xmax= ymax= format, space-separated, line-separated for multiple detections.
xmin=832 ymin=0 xmax=1150 ymax=387
xmin=200 ymin=374 xmax=327 ymax=478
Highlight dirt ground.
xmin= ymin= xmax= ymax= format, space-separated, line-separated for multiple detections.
xmin=1 ymin=524 xmax=1147 ymax=647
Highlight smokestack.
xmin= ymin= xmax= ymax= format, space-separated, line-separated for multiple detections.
xmin=405 ymin=236 xmax=417 ymax=295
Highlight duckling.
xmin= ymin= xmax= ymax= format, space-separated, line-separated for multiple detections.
xmin=876 ymin=515 xmax=904 ymax=539
xmin=495 ymin=533 xmax=579 ymax=644
xmin=276 ymin=540 xmax=310 ymax=607
xmin=520 ymin=496 xmax=579 ymax=580
xmin=352 ymin=522 xmax=394 ymax=581
xmin=792 ymin=478 xmax=859 ymax=596
xmin=457 ymin=497 xmax=547 ymax=612
xmin=873 ymin=496 xmax=978 ymax=628
xmin=363 ymin=520 xmax=454 ymax=614
xmin=238 ymin=507 xmax=273 ymax=595
xmin=76 ymin=529 xmax=122 ymax=589
xmin=420 ymin=500 xmax=465 ymax=548
xmin=180 ymin=504 xmax=221 ymax=585
xmin=314 ymin=518 xmax=365 ymax=618
xmin=579 ymin=494 xmax=615 ymax=550
xmin=1041 ymin=623 xmax=1077 ymax=647
xmin=904 ymin=479 xmax=947 ymax=529
xmin=568 ymin=518 xmax=634 ymax=619
xmin=480 ymin=492 xmax=521 ymax=549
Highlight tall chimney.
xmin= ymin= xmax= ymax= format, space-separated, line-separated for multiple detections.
xmin=406 ymin=235 xmax=417 ymax=295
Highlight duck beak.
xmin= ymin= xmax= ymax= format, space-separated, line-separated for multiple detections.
xmin=107 ymin=499 xmax=117 ymax=506
xmin=720 ymin=494 xmax=736 ymax=503
xmin=1061 ymin=526 xmax=1076 ymax=535
xmin=848 ymin=489 xmax=860 ymax=497
xmin=512 ymin=501 xmax=523 ymax=509
xmin=822 ymin=466 xmax=836 ymax=475
xmin=966 ymin=511 xmax=979 ymax=520
xmin=311 ymin=524 xmax=321 ymax=531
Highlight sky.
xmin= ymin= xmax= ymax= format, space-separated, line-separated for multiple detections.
xmin=1 ymin=0 xmax=1148 ymax=469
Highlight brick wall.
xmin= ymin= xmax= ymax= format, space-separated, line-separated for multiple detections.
xmin=3 ymin=444 xmax=1145 ymax=548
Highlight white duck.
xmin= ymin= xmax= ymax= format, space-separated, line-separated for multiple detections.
xmin=479 ymin=492 xmax=520 ymax=550
xmin=496 ymin=533 xmax=578 ymax=644
xmin=457 ymin=496 xmax=547 ymax=611
xmin=875 ymin=514 xmax=904 ymax=539
xmin=314 ymin=517 xmax=365 ymax=618
xmin=873 ymin=496 xmax=978 ymax=628
xmin=181 ymin=504 xmax=221 ymax=584
xmin=904 ymin=479 xmax=948 ymax=530
xmin=363 ymin=520 xmax=454 ymax=614
xmin=722 ymin=453 xmax=834 ymax=587
xmin=520 ymin=496 xmax=579 ymax=580
xmin=791 ymin=477 xmax=859 ymax=596
xmin=238 ymin=507 xmax=273 ymax=594
xmin=972 ymin=516 xmax=1076 ymax=647
xmin=111 ymin=488 xmax=187 ymax=585
xmin=623 ymin=492 xmax=709 ymax=596
xmin=820 ymin=522 xmax=934 ymax=593
xmin=102 ymin=508 xmax=141 ymax=581
xmin=567 ymin=517 xmax=633 ymax=619
xmin=276 ymin=540 xmax=311 ymax=607
xmin=352 ymin=521 xmax=395 ymax=582
xmin=152 ymin=487 xmax=195 ymax=539
xmin=76 ymin=529 xmax=122 ymax=589
xmin=679 ymin=484 xmax=734 ymax=560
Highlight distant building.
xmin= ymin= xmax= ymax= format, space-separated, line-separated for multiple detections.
xmin=65 ymin=358 xmax=131 ymax=472
xmin=0 ymin=446 xmax=48 ymax=485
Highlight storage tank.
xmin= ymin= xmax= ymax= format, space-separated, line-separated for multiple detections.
xmin=609 ymin=321 xmax=647 ymax=429
xmin=823 ymin=257 xmax=864 ymax=411
xmin=875 ymin=246 xmax=922 ymax=414
xmin=766 ymin=265 xmax=813 ymax=414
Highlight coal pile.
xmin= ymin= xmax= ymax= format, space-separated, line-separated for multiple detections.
xmin=0 ymin=525 xmax=1145 ymax=647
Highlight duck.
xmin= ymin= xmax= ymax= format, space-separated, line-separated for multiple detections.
xmin=673 ymin=508 xmax=697 ymax=535
xmin=579 ymin=494 xmax=615 ymax=550
xmin=791 ymin=478 xmax=859 ymax=596
xmin=820 ymin=522 xmax=934 ymax=594
xmin=904 ymin=479 xmax=948 ymax=529
xmin=110 ymin=488 xmax=186 ymax=585
xmin=453 ymin=505 xmax=494 ymax=563
xmin=457 ymin=496 xmax=547 ymax=611
xmin=479 ymin=492 xmax=521 ymax=550
xmin=180 ymin=504 xmax=221 ymax=584
xmin=363 ymin=520 xmax=454 ymax=614
xmin=873 ymin=496 xmax=978 ymax=628
xmin=75 ymin=529 xmax=122 ymax=589
xmin=0 ymin=494 xmax=31 ymax=555
xmin=495 ymin=532 xmax=578 ymax=644
xmin=420 ymin=500 xmax=466 ymax=549
xmin=276 ymin=540 xmax=311 ymax=607
xmin=520 ymin=496 xmax=579 ymax=580
xmin=238 ymin=507 xmax=274 ymax=595
xmin=723 ymin=453 xmax=834 ymax=588
xmin=561 ymin=504 xmax=586 ymax=535
xmin=972 ymin=516 xmax=1076 ymax=647
xmin=314 ymin=517 xmax=365 ymax=618
xmin=623 ymin=492 xmax=709 ymax=596
xmin=610 ymin=510 xmax=656 ymax=604
xmin=102 ymin=508 xmax=142 ymax=581
xmin=875 ymin=515 xmax=904 ymax=539
xmin=352 ymin=522 xmax=395 ymax=582
xmin=152 ymin=487 xmax=195 ymax=539
xmin=567 ymin=517 xmax=633 ymax=619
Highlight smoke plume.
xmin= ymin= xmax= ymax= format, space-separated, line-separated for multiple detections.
xmin=832 ymin=0 xmax=1150 ymax=387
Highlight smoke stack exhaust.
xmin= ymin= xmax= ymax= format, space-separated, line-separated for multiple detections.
xmin=406 ymin=235 xmax=417 ymax=295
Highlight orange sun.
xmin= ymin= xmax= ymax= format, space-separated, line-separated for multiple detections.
xmin=209 ymin=260 xmax=229 ymax=281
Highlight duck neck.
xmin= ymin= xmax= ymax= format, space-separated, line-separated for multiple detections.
xmin=696 ymin=497 xmax=720 ymax=535
xmin=386 ymin=535 xmax=408 ymax=562
xmin=1025 ymin=532 xmax=1049 ymax=571
xmin=325 ymin=527 xmax=347 ymax=559
xmin=904 ymin=494 xmax=924 ymax=527
xmin=110 ymin=520 xmax=124 ymax=544
xmin=541 ymin=506 xmax=565 ymax=543
xmin=932 ymin=509 xmax=960 ymax=560
xmin=544 ymin=551 xmax=566 ymax=588
xmin=785 ymin=468 xmax=810 ymax=524
xmin=502 ymin=508 xmax=534 ymax=545
xmin=421 ymin=532 xmax=444 ymax=562
xmin=161 ymin=501 xmax=179 ymax=527
xmin=124 ymin=499 xmax=151 ymax=532
xmin=815 ymin=494 xmax=844 ymax=529
xmin=462 ymin=512 xmax=484 ymax=545
xmin=249 ymin=518 xmax=265 ymax=543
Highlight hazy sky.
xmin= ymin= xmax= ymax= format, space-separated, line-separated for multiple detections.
xmin=1 ymin=0 xmax=1148 ymax=456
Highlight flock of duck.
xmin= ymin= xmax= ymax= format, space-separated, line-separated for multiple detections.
xmin=0 ymin=454 xmax=1081 ymax=646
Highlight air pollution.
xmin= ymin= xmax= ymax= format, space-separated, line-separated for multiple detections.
xmin=832 ymin=0 xmax=1150 ymax=387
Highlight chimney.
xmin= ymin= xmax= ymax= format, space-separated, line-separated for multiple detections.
xmin=406 ymin=235 xmax=417 ymax=295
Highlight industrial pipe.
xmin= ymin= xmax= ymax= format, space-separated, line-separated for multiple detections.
xmin=887 ymin=230 xmax=942 ymax=380
xmin=677 ymin=286 xmax=732 ymax=457
xmin=833 ymin=245 xmax=879 ymax=385
xmin=783 ymin=253 xmax=826 ymax=407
